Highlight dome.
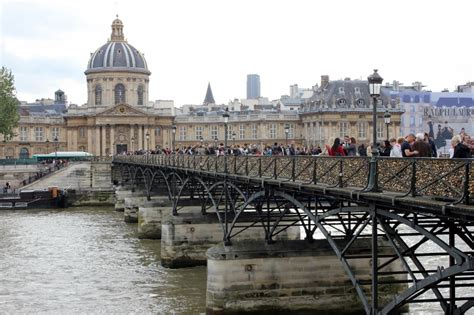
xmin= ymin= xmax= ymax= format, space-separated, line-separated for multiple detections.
xmin=85 ymin=17 xmax=150 ymax=75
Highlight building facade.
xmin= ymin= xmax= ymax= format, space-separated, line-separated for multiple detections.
xmin=300 ymin=76 xmax=403 ymax=147
xmin=246 ymin=74 xmax=261 ymax=99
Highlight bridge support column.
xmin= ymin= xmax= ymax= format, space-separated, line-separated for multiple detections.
xmin=137 ymin=204 xmax=171 ymax=239
xmin=124 ymin=196 xmax=168 ymax=223
xmin=206 ymin=239 xmax=406 ymax=315
xmin=161 ymin=209 xmax=300 ymax=269
xmin=114 ymin=188 xmax=145 ymax=212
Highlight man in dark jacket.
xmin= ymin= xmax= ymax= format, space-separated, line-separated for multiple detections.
xmin=451 ymin=135 xmax=472 ymax=158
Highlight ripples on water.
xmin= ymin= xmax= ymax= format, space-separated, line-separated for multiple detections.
xmin=0 ymin=208 xmax=206 ymax=314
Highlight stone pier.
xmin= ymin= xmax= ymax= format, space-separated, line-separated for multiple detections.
xmin=161 ymin=209 xmax=300 ymax=268
xmin=138 ymin=203 xmax=171 ymax=239
xmin=114 ymin=188 xmax=145 ymax=212
xmin=124 ymin=196 xmax=169 ymax=224
xmin=206 ymin=239 xmax=406 ymax=315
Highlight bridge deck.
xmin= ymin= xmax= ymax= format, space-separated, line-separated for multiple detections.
xmin=114 ymin=155 xmax=474 ymax=221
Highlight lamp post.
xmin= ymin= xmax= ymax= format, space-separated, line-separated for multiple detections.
xmin=145 ymin=132 xmax=150 ymax=151
xmin=284 ymin=124 xmax=290 ymax=145
xmin=365 ymin=69 xmax=383 ymax=193
xmin=171 ymin=125 xmax=176 ymax=154
xmin=222 ymin=107 xmax=231 ymax=245
xmin=54 ymin=136 xmax=58 ymax=160
xmin=384 ymin=110 xmax=391 ymax=140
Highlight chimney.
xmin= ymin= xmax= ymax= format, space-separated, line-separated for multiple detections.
xmin=321 ymin=75 xmax=329 ymax=89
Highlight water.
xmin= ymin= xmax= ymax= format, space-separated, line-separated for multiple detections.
xmin=0 ymin=208 xmax=206 ymax=314
xmin=0 ymin=208 xmax=470 ymax=314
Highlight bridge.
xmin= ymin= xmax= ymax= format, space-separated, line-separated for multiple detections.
xmin=112 ymin=155 xmax=474 ymax=315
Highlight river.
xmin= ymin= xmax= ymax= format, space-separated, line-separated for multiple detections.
xmin=0 ymin=208 xmax=206 ymax=314
xmin=0 ymin=207 xmax=467 ymax=314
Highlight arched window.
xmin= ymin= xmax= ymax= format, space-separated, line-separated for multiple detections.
xmin=137 ymin=85 xmax=144 ymax=105
xmin=19 ymin=147 xmax=29 ymax=159
xmin=95 ymin=85 xmax=102 ymax=105
xmin=114 ymin=84 xmax=126 ymax=104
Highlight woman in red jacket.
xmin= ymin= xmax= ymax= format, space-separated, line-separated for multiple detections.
xmin=327 ymin=138 xmax=346 ymax=156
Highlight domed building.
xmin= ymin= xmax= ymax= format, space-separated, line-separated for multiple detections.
xmin=65 ymin=17 xmax=174 ymax=155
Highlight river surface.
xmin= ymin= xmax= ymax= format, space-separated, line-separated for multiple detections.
xmin=0 ymin=208 xmax=206 ymax=314
xmin=0 ymin=208 xmax=469 ymax=314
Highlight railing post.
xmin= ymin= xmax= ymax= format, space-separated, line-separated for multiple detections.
xmin=339 ymin=159 xmax=343 ymax=188
xmin=312 ymin=158 xmax=317 ymax=184
xmin=410 ymin=160 xmax=417 ymax=197
xmin=233 ymin=156 xmax=237 ymax=174
xmin=258 ymin=157 xmax=262 ymax=178
xmin=273 ymin=157 xmax=277 ymax=179
xmin=292 ymin=157 xmax=296 ymax=181
xmin=464 ymin=161 xmax=471 ymax=205
xmin=245 ymin=156 xmax=249 ymax=176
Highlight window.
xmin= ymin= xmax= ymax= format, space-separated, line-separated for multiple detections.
xmin=52 ymin=127 xmax=60 ymax=140
xmin=179 ymin=126 xmax=186 ymax=141
xmin=155 ymin=127 xmax=161 ymax=137
xmin=195 ymin=126 xmax=203 ymax=140
xmin=210 ymin=125 xmax=218 ymax=140
xmin=114 ymin=84 xmax=126 ymax=104
xmin=268 ymin=123 xmax=276 ymax=139
xmin=354 ymin=87 xmax=360 ymax=94
xmin=227 ymin=125 xmax=234 ymax=139
xmin=79 ymin=127 xmax=86 ymax=138
xmin=239 ymin=124 xmax=245 ymax=139
xmin=377 ymin=122 xmax=384 ymax=139
xmin=358 ymin=122 xmax=366 ymax=139
xmin=338 ymin=87 xmax=344 ymax=94
xmin=34 ymin=127 xmax=43 ymax=141
xmin=339 ymin=121 xmax=349 ymax=138
xmin=411 ymin=105 xmax=415 ymax=112
xmin=95 ymin=85 xmax=102 ymax=105
xmin=288 ymin=123 xmax=294 ymax=139
xmin=20 ymin=127 xmax=28 ymax=141
xmin=409 ymin=116 xmax=415 ymax=126
xmin=137 ymin=85 xmax=144 ymax=105
xmin=251 ymin=124 xmax=257 ymax=139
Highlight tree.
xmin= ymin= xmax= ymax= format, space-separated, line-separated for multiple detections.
xmin=0 ymin=67 xmax=20 ymax=139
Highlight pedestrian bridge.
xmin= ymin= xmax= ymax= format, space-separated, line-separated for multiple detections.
xmin=112 ymin=155 xmax=474 ymax=315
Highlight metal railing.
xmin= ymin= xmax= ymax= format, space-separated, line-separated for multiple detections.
xmin=113 ymin=155 xmax=473 ymax=205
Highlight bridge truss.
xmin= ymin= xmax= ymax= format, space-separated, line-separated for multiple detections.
xmin=113 ymin=155 xmax=474 ymax=315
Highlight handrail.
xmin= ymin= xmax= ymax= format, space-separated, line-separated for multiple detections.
xmin=112 ymin=155 xmax=473 ymax=205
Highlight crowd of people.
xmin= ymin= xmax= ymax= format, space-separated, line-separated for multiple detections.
xmin=123 ymin=129 xmax=473 ymax=159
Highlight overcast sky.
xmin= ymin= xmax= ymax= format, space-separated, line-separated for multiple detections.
xmin=1 ymin=0 xmax=473 ymax=106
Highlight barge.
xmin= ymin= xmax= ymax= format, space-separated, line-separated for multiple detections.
xmin=0 ymin=187 xmax=68 ymax=209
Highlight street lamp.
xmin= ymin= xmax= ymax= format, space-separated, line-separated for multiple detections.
xmin=222 ymin=107 xmax=231 ymax=245
xmin=145 ymin=132 xmax=150 ymax=151
xmin=53 ymin=136 xmax=58 ymax=161
xmin=284 ymin=124 xmax=290 ymax=145
xmin=171 ymin=125 xmax=176 ymax=154
xmin=384 ymin=110 xmax=391 ymax=140
xmin=365 ymin=69 xmax=383 ymax=193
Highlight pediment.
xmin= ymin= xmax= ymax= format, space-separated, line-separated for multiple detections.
xmin=96 ymin=103 xmax=151 ymax=117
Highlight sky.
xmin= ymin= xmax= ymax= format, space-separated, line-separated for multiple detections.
xmin=1 ymin=0 xmax=473 ymax=107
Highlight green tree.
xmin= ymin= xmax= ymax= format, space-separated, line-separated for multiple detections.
xmin=0 ymin=67 xmax=20 ymax=139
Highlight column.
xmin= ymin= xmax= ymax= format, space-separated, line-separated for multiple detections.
xmin=130 ymin=125 xmax=134 ymax=151
xmin=95 ymin=127 xmax=101 ymax=156
xmin=67 ymin=129 xmax=73 ymax=151
xmin=138 ymin=125 xmax=143 ymax=150
xmin=110 ymin=125 xmax=115 ymax=155
xmin=150 ymin=126 xmax=156 ymax=150
xmin=101 ymin=126 xmax=107 ymax=156
xmin=87 ymin=127 xmax=93 ymax=154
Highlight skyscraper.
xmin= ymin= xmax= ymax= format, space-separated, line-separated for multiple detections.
xmin=247 ymin=74 xmax=261 ymax=99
